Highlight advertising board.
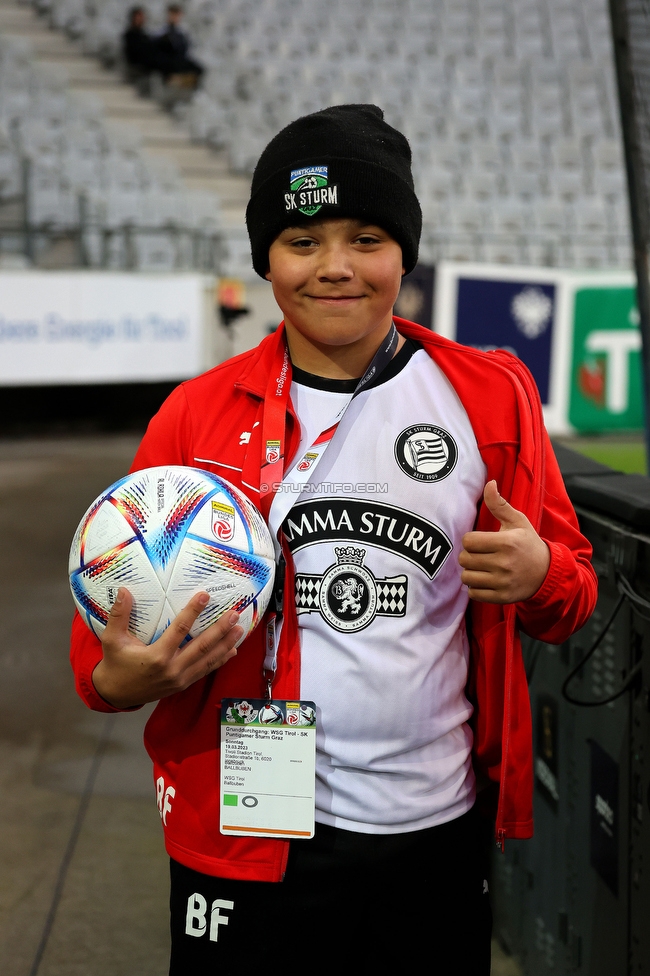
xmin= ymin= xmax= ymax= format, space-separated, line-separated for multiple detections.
xmin=569 ymin=285 xmax=643 ymax=431
xmin=434 ymin=262 xmax=642 ymax=435
xmin=0 ymin=272 xmax=213 ymax=385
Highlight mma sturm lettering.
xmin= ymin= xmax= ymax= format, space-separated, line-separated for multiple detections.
xmin=284 ymin=165 xmax=339 ymax=217
xmin=283 ymin=498 xmax=452 ymax=580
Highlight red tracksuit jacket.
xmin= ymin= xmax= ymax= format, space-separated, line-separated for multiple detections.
xmin=70 ymin=318 xmax=598 ymax=880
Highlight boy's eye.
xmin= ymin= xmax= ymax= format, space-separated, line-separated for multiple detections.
xmin=291 ymin=238 xmax=317 ymax=248
xmin=355 ymin=235 xmax=381 ymax=245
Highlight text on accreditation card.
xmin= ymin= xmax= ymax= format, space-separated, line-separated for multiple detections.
xmin=220 ymin=698 xmax=317 ymax=839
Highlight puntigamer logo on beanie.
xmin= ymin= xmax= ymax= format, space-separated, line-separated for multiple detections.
xmin=285 ymin=165 xmax=339 ymax=217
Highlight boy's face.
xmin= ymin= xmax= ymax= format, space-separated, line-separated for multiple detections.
xmin=266 ymin=218 xmax=404 ymax=370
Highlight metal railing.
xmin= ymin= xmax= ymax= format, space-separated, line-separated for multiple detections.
xmin=0 ymin=160 xmax=224 ymax=272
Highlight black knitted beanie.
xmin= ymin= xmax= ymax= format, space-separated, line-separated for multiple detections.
xmin=246 ymin=104 xmax=422 ymax=277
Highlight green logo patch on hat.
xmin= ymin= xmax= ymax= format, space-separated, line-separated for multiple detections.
xmin=285 ymin=165 xmax=339 ymax=217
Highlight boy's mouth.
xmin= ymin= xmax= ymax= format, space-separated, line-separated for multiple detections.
xmin=307 ymin=294 xmax=364 ymax=304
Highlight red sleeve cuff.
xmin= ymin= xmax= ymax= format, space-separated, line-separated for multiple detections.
xmin=518 ymin=540 xmax=568 ymax=611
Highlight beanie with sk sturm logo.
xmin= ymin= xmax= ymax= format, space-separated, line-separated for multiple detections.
xmin=245 ymin=104 xmax=422 ymax=277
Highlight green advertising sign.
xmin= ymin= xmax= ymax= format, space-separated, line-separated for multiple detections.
xmin=569 ymin=287 xmax=644 ymax=432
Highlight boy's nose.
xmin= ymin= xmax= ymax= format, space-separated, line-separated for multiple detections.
xmin=316 ymin=244 xmax=354 ymax=281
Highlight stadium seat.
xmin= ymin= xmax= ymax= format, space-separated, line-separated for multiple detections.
xmin=535 ymin=201 xmax=570 ymax=235
xmin=509 ymin=170 xmax=544 ymax=200
xmin=494 ymin=201 xmax=530 ymax=235
xmin=489 ymin=92 xmax=523 ymax=138
xmin=551 ymin=139 xmax=586 ymax=198
xmin=532 ymin=92 xmax=565 ymax=139
xmin=134 ymin=232 xmax=177 ymax=272
xmin=447 ymin=239 xmax=481 ymax=263
xmin=594 ymin=140 xmax=627 ymax=198
xmin=471 ymin=141 xmax=503 ymax=173
xmin=484 ymin=240 xmax=521 ymax=264
xmin=451 ymin=203 xmax=490 ymax=234
xmin=574 ymin=242 xmax=610 ymax=268
xmin=467 ymin=171 xmax=501 ymax=201
xmin=575 ymin=202 xmax=609 ymax=236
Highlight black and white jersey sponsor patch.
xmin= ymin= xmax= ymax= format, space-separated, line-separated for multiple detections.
xmin=282 ymin=498 xmax=452 ymax=580
xmin=295 ymin=546 xmax=407 ymax=633
xmin=394 ymin=424 xmax=458 ymax=482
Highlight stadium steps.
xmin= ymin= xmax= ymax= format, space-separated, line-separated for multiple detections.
xmin=0 ymin=0 xmax=250 ymax=229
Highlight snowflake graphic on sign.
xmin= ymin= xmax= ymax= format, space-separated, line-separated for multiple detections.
xmin=510 ymin=287 xmax=553 ymax=339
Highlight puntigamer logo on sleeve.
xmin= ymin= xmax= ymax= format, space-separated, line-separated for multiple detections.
xmin=285 ymin=166 xmax=339 ymax=217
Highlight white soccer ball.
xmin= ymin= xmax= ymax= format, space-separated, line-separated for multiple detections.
xmin=69 ymin=466 xmax=275 ymax=645
xmin=258 ymin=703 xmax=284 ymax=724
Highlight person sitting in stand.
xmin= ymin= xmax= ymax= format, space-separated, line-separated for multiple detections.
xmin=153 ymin=4 xmax=204 ymax=87
xmin=122 ymin=7 xmax=157 ymax=80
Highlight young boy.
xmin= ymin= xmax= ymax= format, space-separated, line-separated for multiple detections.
xmin=71 ymin=105 xmax=597 ymax=974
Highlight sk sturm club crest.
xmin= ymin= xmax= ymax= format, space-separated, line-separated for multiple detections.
xmin=394 ymin=424 xmax=458 ymax=482
xmin=211 ymin=500 xmax=235 ymax=541
xmin=295 ymin=546 xmax=408 ymax=633
xmin=285 ymin=166 xmax=339 ymax=217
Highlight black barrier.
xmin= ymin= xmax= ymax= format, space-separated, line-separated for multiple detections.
xmin=492 ymin=443 xmax=650 ymax=975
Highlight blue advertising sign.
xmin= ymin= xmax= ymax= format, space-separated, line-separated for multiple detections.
xmin=455 ymin=278 xmax=556 ymax=404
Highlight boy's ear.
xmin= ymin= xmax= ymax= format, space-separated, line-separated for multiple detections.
xmin=265 ymin=270 xmax=271 ymax=281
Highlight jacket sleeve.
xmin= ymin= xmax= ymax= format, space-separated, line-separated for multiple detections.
xmin=69 ymin=383 xmax=194 ymax=711
xmin=515 ymin=431 xmax=598 ymax=644
xmin=130 ymin=383 xmax=194 ymax=470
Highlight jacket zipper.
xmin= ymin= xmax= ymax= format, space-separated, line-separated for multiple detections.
xmin=495 ymin=607 xmax=516 ymax=849
xmin=491 ymin=352 xmax=546 ymax=852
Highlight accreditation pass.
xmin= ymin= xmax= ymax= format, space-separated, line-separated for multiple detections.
xmin=220 ymin=698 xmax=317 ymax=839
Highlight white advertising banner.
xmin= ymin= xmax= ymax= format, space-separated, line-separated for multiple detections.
xmin=0 ymin=272 xmax=213 ymax=385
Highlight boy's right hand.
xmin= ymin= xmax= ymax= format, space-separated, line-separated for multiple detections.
xmin=92 ymin=587 xmax=244 ymax=709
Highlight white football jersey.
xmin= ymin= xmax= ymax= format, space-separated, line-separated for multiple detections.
xmin=283 ymin=344 xmax=487 ymax=834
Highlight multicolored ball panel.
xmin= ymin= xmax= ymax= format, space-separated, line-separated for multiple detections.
xmin=69 ymin=466 xmax=275 ymax=645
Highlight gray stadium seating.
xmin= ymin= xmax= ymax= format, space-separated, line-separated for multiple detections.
xmin=0 ymin=25 xmax=222 ymax=271
xmin=10 ymin=0 xmax=635 ymax=270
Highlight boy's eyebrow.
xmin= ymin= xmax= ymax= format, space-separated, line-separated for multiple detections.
xmin=281 ymin=221 xmax=382 ymax=233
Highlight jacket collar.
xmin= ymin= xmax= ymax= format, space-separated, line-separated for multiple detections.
xmin=232 ymin=317 xmax=444 ymax=398
xmin=234 ymin=322 xmax=288 ymax=398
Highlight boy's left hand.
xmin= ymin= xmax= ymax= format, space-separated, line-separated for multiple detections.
xmin=459 ymin=481 xmax=551 ymax=604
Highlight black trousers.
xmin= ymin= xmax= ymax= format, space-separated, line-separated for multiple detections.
xmin=169 ymin=806 xmax=493 ymax=975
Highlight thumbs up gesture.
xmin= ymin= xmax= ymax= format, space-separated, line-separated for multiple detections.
xmin=459 ymin=481 xmax=551 ymax=604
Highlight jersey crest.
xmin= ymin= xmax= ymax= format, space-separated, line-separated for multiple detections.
xmin=394 ymin=424 xmax=458 ymax=482
xmin=295 ymin=546 xmax=408 ymax=633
